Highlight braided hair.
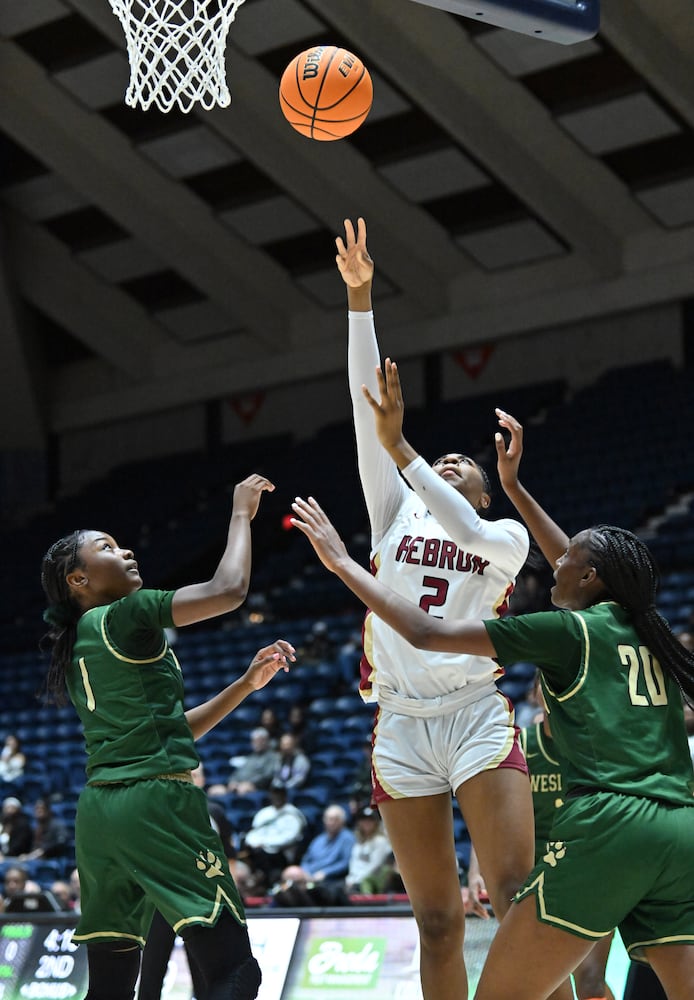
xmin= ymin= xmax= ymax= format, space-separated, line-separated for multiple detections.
xmin=581 ymin=525 xmax=694 ymax=704
xmin=40 ymin=530 xmax=87 ymax=704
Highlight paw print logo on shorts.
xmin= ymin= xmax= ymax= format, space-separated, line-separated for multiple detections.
xmin=542 ymin=841 xmax=567 ymax=868
xmin=196 ymin=850 xmax=223 ymax=879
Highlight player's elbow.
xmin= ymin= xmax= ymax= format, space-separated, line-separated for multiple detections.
xmin=401 ymin=620 xmax=434 ymax=651
xmin=212 ymin=574 xmax=250 ymax=611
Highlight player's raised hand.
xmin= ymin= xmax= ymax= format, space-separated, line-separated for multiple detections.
xmin=336 ymin=217 xmax=374 ymax=288
xmin=494 ymin=408 xmax=524 ymax=493
xmin=244 ymin=641 xmax=295 ymax=689
xmin=362 ymin=357 xmax=405 ymax=451
xmin=232 ymin=473 xmax=275 ymax=521
xmin=290 ymin=496 xmax=349 ymax=574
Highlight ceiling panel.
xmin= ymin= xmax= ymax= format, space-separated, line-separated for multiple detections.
xmin=0 ymin=0 xmax=692 ymax=437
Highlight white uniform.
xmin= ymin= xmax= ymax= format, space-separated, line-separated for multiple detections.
xmin=348 ymin=310 xmax=529 ymax=797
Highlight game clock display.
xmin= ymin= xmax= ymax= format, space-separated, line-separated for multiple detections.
xmin=0 ymin=922 xmax=87 ymax=1000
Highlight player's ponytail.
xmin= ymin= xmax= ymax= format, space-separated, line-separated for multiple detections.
xmin=584 ymin=525 xmax=694 ymax=704
xmin=40 ymin=531 xmax=86 ymax=704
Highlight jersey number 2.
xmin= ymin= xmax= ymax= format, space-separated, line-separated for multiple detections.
xmin=419 ymin=576 xmax=449 ymax=617
xmin=619 ymin=644 xmax=668 ymax=706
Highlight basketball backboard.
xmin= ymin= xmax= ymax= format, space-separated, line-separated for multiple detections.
xmin=408 ymin=0 xmax=600 ymax=45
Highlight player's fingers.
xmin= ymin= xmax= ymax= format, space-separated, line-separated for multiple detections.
xmin=274 ymin=640 xmax=296 ymax=660
xmin=362 ymin=384 xmax=381 ymax=411
xmin=387 ymin=359 xmax=403 ymax=403
xmin=374 ymin=365 xmax=388 ymax=396
xmin=291 ymin=496 xmax=316 ymax=522
xmin=343 ymin=218 xmax=356 ymax=245
xmin=495 ymin=407 xmax=523 ymax=435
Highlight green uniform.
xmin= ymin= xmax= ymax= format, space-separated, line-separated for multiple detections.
xmin=67 ymin=589 xmax=246 ymax=946
xmin=519 ymin=722 xmax=564 ymax=861
xmin=486 ymin=602 xmax=694 ymax=958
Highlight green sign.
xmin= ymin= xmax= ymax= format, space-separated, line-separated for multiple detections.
xmin=301 ymin=936 xmax=386 ymax=990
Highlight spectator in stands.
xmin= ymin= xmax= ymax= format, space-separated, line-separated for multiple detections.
xmin=3 ymin=864 xmax=41 ymax=907
xmin=299 ymin=620 xmax=335 ymax=665
xmin=273 ymin=732 xmax=310 ymax=790
xmin=284 ymin=804 xmax=355 ymax=887
xmin=346 ymin=736 xmax=373 ymax=816
xmin=0 ymin=797 xmax=33 ymax=859
xmin=345 ymin=806 xmax=393 ymax=894
xmin=259 ymin=707 xmax=282 ymax=748
xmin=241 ymin=780 xmax=307 ymax=890
xmin=284 ymin=701 xmax=308 ymax=751
xmin=21 ymin=798 xmax=69 ymax=861
xmin=0 ymin=735 xmax=26 ymax=783
xmin=227 ymin=727 xmax=279 ymax=795
xmin=285 ymin=702 xmax=315 ymax=754
xmin=50 ymin=880 xmax=74 ymax=911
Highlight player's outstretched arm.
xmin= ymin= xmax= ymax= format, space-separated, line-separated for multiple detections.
xmin=291 ymin=496 xmax=495 ymax=658
xmin=185 ymin=640 xmax=295 ymax=740
xmin=172 ymin=473 xmax=275 ymax=626
xmin=362 ymin=358 xmax=418 ymax=470
xmin=336 ymin=217 xmax=373 ymax=311
xmin=495 ymin=409 xmax=569 ymax=566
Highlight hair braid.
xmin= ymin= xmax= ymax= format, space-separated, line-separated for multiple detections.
xmin=583 ymin=525 xmax=694 ymax=704
xmin=40 ymin=530 xmax=86 ymax=704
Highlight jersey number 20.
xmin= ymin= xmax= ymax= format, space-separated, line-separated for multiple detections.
xmin=619 ymin=644 xmax=668 ymax=707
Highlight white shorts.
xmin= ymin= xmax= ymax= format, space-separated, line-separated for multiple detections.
xmin=371 ymin=687 xmax=526 ymax=802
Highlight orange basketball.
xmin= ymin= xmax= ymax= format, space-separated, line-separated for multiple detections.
xmin=279 ymin=45 xmax=373 ymax=141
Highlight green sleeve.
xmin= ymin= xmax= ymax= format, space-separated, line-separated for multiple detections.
xmin=484 ymin=610 xmax=584 ymax=691
xmin=104 ymin=589 xmax=176 ymax=660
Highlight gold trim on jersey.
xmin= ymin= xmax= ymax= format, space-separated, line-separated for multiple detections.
xmin=628 ymin=933 xmax=694 ymax=955
xmin=72 ymin=930 xmax=147 ymax=947
xmin=518 ymin=871 xmax=606 ymax=939
xmin=78 ymin=657 xmax=96 ymax=712
xmin=172 ymin=885 xmax=246 ymax=932
xmin=100 ymin=613 xmax=168 ymax=664
xmin=536 ymin=724 xmax=561 ymax=767
xmin=550 ymin=612 xmax=591 ymax=703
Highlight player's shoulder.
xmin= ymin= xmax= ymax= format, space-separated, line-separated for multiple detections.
xmin=491 ymin=516 xmax=529 ymax=539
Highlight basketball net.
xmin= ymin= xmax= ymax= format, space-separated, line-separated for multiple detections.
xmin=108 ymin=0 xmax=247 ymax=113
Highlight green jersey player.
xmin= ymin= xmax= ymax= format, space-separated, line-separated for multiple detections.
xmin=41 ymin=474 xmax=295 ymax=1000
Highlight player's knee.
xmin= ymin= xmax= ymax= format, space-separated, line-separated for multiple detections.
xmin=233 ymin=956 xmax=262 ymax=999
xmin=486 ymin=867 xmax=528 ymax=918
xmin=193 ymin=955 xmax=262 ymax=1000
xmin=415 ymin=904 xmax=465 ymax=954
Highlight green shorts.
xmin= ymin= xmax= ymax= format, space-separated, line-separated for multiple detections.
xmin=73 ymin=777 xmax=246 ymax=947
xmin=515 ymin=790 xmax=694 ymax=960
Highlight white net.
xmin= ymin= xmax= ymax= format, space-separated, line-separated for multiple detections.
xmin=108 ymin=0 xmax=247 ymax=113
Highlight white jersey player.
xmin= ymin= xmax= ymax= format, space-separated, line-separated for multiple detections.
xmin=337 ymin=217 xmax=535 ymax=1000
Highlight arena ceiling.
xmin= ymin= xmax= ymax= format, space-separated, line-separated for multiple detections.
xmin=1 ymin=0 xmax=693 ymax=447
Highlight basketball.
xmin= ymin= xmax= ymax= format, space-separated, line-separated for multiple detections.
xmin=279 ymin=45 xmax=373 ymax=141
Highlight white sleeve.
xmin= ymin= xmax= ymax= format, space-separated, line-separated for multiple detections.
xmin=402 ymin=455 xmax=530 ymax=570
xmin=349 ymin=310 xmax=407 ymax=546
